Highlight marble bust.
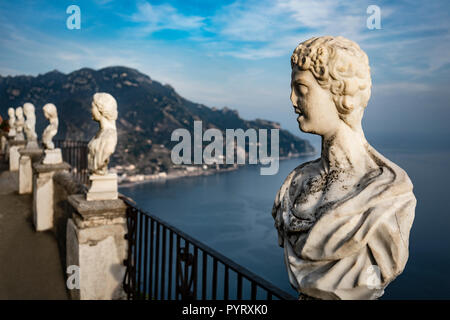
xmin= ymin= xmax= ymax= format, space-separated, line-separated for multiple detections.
xmin=14 ymin=107 xmax=25 ymax=140
xmin=272 ymin=36 xmax=416 ymax=300
xmin=23 ymin=102 xmax=38 ymax=148
xmin=7 ymin=107 xmax=16 ymax=137
xmin=86 ymin=92 xmax=118 ymax=201
xmin=87 ymin=92 xmax=118 ymax=175
xmin=42 ymin=103 xmax=59 ymax=150
xmin=42 ymin=103 xmax=63 ymax=164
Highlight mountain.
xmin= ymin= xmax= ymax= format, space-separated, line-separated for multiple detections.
xmin=0 ymin=66 xmax=314 ymax=175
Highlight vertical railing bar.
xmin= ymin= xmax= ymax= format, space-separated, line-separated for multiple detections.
xmin=143 ymin=215 xmax=149 ymax=300
xmin=251 ymin=281 xmax=257 ymax=300
xmin=137 ymin=211 xmax=143 ymax=299
xmin=237 ymin=274 xmax=242 ymax=300
xmin=154 ymin=222 xmax=160 ymax=300
xmin=202 ymin=252 xmax=207 ymax=300
xmin=224 ymin=266 xmax=229 ymax=300
xmin=149 ymin=219 xmax=154 ymax=299
xmin=168 ymin=230 xmax=173 ymax=300
xmin=160 ymin=226 xmax=166 ymax=300
xmin=131 ymin=208 xmax=138 ymax=299
xmin=267 ymin=292 xmax=272 ymax=300
xmin=175 ymin=234 xmax=181 ymax=300
xmin=193 ymin=246 xmax=198 ymax=300
xmin=212 ymin=258 xmax=217 ymax=300
xmin=183 ymin=240 xmax=190 ymax=299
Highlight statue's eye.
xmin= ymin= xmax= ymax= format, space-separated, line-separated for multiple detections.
xmin=297 ymin=84 xmax=308 ymax=96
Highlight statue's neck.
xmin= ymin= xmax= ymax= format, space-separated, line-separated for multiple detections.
xmin=99 ymin=118 xmax=116 ymax=131
xmin=320 ymin=124 xmax=375 ymax=174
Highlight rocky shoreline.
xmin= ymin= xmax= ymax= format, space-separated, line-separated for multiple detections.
xmin=118 ymin=151 xmax=316 ymax=188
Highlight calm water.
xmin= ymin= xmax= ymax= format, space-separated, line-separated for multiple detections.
xmin=120 ymin=145 xmax=450 ymax=299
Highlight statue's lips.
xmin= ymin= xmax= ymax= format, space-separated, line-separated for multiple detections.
xmin=294 ymin=107 xmax=303 ymax=116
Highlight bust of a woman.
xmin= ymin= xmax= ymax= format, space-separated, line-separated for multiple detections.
xmin=42 ymin=103 xmax=59 ymax=150
xmin=23 ymin=102 xmax=38 ymax=147
xmin=7 ymin=107 xmax=16 ymax=137
xmin=14 ymin=107 xmax=25 ymax=140
xmin=87 ymin=92 xmax=118 ymax=175
xmin=272 ymin=36 xmax=416 ymax=300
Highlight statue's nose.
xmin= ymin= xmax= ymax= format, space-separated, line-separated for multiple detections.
xmin=290 ymin=90 xmax=298 ymax=107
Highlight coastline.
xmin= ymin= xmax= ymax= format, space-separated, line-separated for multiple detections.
xmin=118 ymin=151 xmax=317 ymax=188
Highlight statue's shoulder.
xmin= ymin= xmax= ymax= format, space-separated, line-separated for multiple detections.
xmin=274 ymin=158 xmax=321 ymax=205
xmin=367 ymin=145 xmax=414 ymax=192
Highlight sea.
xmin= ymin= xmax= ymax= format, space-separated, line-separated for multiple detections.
xmin=119 ymin=137 xmax=450 ymax=300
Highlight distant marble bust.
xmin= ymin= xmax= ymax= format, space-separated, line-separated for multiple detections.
xmin=23 ymin=102 xmax=38 ymax=146
xmin=272 ymin=36 xmax=416 ymax=300
xmin=15 ymin=107 xmax=25 ymax=140
xmin=7 ymin=107 xmax=16 ymax=137
xmin=42 ymin=103 xmax=59 ymax=150
xmin=87 ymin=92 xmax=118 ymax=175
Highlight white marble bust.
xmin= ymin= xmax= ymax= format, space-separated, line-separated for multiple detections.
xmin=42 ymin=103 xmax=59 ymax=150
xmin=7 ymin=107 xmax=16 ymax=137
xmin=272 ymin=36 xmax=416 ymax=300
xmin=87 ymin=92 xmax=118 ymax=175
xmin=14 ymin=107 xmax=25 ymax=140
xmin=23 ymin=102 xmax=38 ymax=148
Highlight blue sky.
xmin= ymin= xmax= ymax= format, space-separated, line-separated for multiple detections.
xmin=1 ymin=0 xmax=449 ymax=147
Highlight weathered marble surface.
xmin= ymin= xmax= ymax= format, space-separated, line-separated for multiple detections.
xmin=66 ymin=194 xmax=127 ymax=300
xmin=7 ymin=107 xmax=16 ymax=137
xmin=23 ymin=103 xmax=38 ymax=148
xmin=272 ymin=36 xmax=416 ymax=300
xmin=14 ymin=107 xmax=25 ymax=141
xmin=86 ymin=173 xmax=118 ymax=201
xmin=32 ymin=162 xmax=71 ymax=231
xmin=9 ymin=140 xmax=26 ymax=171
xmin=42 ymin=103 xmax=58 ymax=150
xmin=18 ymin=148 xmax=43 ymax=194
xmin=87 ymin=93 xmax=118 ymax=175
xmin=86 ymin=93 xmax=118 ymax=201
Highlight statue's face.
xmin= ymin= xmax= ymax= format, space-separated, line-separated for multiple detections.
xmin=91 ymin=101 xmax=101 ymax=121
xmin=43 ymin=108 xmax=50 ymax=120
xmin=8 ymin=109 xmax=14 ymax=117
xmin=16 ymin=108 xmax=23 ymax=118
xmin=290 ymin=67 xmax=340 ymax=136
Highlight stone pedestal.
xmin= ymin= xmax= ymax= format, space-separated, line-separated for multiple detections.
xmin=0 ymin=135 xmax=7 ymax=154
xmin=18 ymin=147 xmax=43 ymax=194
xmin=9 ymin=140 xmax=26 ymax=171
xmin=86 ymin=173 xmax=118 ymax=201
xmin=66 ymin=194 xmax=127 ymax=300
xmin=43 ymin=148 xmax=63 ymax=164
xmin=26 ymin=140 xmax=39 ymax=149
xmin=32 ymin=162 xmax=71 ymax=231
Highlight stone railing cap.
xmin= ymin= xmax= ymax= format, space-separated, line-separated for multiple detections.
xmin=9 ymin=140 xmax=27 ymax=146
xmin=68 ymin=194 xmax=126 ymax=220
xmin=18 ymin=147 xmax=43 ymax=156
xmin=33 ymin=161 xmax=71 ymax=173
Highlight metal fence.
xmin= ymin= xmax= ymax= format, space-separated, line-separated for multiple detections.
xmin=54 ymin=140 xmax=89 ymax=185
xmin=122 ymin=198 xmax=296 ymax=301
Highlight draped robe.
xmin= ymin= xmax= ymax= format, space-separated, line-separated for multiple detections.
xmin=272 ymin=146 xmax=416 ymax=300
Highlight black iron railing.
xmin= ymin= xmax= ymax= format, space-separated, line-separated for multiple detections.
xmin=54 ymin=140 xmax=89 ymax=185
xmin=122 ymin=198 xmax=296 ymax=300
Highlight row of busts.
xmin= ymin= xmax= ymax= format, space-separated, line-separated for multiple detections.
xmin=6 ymin=93 xmax=119 ymax=201
xmin=7 ymin=103 xmax=58 ymax=151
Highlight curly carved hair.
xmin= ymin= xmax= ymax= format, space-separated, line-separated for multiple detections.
xmin=93 ymin=92 xmax=118 ymax=121
xmin=291 ymin=36 xmax=371 ymax=128
xmin=43 ymin=103 xmax=58 ymax=119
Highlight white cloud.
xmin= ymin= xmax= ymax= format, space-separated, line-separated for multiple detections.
xmin=130 ymin=2 xmax=205 ymax=34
